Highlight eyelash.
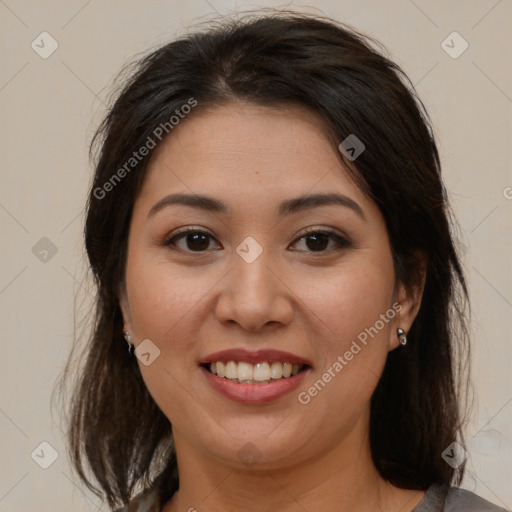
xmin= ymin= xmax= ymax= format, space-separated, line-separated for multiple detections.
xmin=162 ymin=227 xmax=351 ymax=254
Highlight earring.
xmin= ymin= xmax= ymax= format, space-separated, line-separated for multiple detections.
xmin=124 ymin=330 xmax=135 ymax=356
xmin=397 ymin=328 xmax=407 ymax=346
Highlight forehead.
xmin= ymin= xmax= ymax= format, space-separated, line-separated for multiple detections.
xmin=134 ymin=102 xmax=371 ymax=219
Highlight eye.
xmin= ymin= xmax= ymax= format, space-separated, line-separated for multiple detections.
xmin=163 ymin=229 xmax=221 ymax=253
xmin=163 ymin=227 xmax=351 ymax=254
xmin=290 ymin=229 xmax=351 ymax=253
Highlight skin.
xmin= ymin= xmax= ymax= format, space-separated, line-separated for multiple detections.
xmin=120 ymin=102 xmax=426 ymax=512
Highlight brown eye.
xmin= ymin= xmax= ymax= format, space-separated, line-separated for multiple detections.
xmin=164 ymin=230 xmax=220 ymax=252
xmin=291 ymin=230 xmax=350 ymax=253
xmin=303 ymin=232 xmax=330 ymax=251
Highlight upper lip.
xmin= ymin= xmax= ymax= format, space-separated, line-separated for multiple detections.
xmin=199 ymin=348 xmax=312 ymax=366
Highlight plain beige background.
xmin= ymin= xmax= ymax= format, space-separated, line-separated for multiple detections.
xmin=0 ymin=0 xmax=511 ymax=510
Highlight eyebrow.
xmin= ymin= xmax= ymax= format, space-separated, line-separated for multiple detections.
xmin=147 ymin=192 xmax=366 ymax=221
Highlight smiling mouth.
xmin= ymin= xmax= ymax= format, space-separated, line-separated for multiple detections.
xmin=203 ymin=361 xmax=308 ymax=384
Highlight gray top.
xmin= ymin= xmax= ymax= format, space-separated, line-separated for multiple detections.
xmin=119 ymin=483 xmax=510 ymax=511
xmin=412 ymin=484 xmax=509 ymax=511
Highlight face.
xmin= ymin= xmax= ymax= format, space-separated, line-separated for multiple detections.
xmin=120 ymin=102 xmax=418 ymax=471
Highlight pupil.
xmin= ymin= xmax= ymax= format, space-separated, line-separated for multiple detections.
xmin=184 ymin=233 xmax=329 ymax=252
xmin=187 ymin=233 xmax=209 ymax=251
xmin=307 ymin=233 xmax=328 ymax=251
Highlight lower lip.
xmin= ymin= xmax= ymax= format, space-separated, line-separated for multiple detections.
xmin=200 ymin=366 xmax=310 ymax=404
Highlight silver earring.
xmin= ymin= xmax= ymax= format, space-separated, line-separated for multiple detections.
xmin=124 ymin=330 xmax=134 ymax=355
xmin=397 ymin=328 xmax=407 ymax=346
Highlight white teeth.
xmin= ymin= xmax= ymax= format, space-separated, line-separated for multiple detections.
xmin=225 ymin=360 xmax=237 ymax=379
xmin=270 ymin=361 xmax=283 ymax=379
xmin=207 ymin=360 xmax=304 ymax=383
xmin=237 ymin=362 xmax=253 ymax=381
xmin=253 ymin=362 xmax=271 ymax=381
xmin=216 ymin=361 xmax=226 ymax=378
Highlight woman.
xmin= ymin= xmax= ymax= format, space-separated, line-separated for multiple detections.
xmin=63 ymin=10 xmax=509 ymax=512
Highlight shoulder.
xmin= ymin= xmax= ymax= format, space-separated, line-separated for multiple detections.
xmin=115 ymin=483 xmax=511 ymax=512
xmin=414 ymin=483 xmax=510 ymax=512
xmin=444 ymin=486 xmax=510 ymax=511
xmin=115 ymin=486 xmax=161 ymax=512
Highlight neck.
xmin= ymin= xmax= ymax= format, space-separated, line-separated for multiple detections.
xmin=163 ymin=410 xmax=425 ymax=512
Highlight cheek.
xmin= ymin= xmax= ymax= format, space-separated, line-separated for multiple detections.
xmin=124 ymin=251 xmax=221 ymax=394
xmin=125 ymin=251 xmax=209 ymax=339
xmin=296 ymin=258 xmax=395 ymax=349
xmin=124 ymin=256 xmax=206 ymax=424
xmin=294 ymin=255 xmax=395 ymax=413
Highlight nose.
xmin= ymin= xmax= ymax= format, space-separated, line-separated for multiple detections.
xmin=214 ymin=246 xmax=294 ymax=333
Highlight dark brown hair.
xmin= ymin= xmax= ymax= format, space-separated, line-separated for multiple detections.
xmin=60 ymin=10 xmax=470 ymax=510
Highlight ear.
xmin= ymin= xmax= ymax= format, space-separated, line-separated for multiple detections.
xmin=389 ymin=252 xmax=427 ymax=351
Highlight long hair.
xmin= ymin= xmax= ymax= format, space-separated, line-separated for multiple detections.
xmin=59 ymin=10 xmax=470 ymax=509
